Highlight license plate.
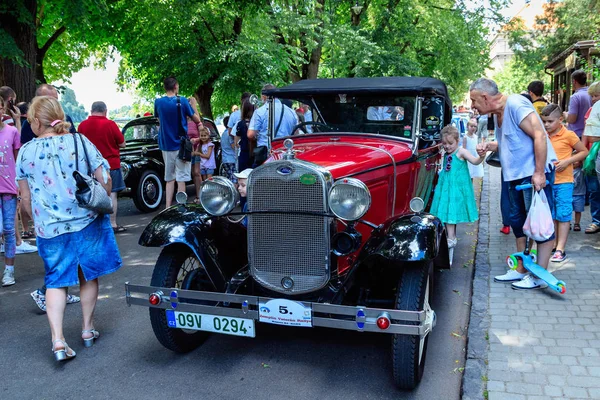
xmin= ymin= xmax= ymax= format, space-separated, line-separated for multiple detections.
xmin=166 ymin=310 xmax=255 ymax=338
xmin=259 ymin=298 xmax=312 ymax=327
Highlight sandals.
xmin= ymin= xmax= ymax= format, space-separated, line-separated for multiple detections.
xmin=573 ymin=223 xmax=581 ymax=232
xmin=551 ymin=250 xmax=567 ymax=263
xmin=52 ymin=339 xmax=76 ymax=362
xmin=21 ymin=230 xmax=35 ymax=239
xmin=112 ymin=225 xmax=127 ymax=233
xmin=585 ymin=223 xmax=600 ymax=234
xmin=82 ymin=329 xmax=100 ymax=348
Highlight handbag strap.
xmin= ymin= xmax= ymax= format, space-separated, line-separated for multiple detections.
xmin=176 ymin=96 xmax=185 ymax=140
xmin=273 ymin=100 xmax=285 ymax=137
xmin=73 ymin=133 xmax=93 ymax=176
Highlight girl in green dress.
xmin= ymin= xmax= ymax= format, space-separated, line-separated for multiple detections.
xmin=431 ymin=125 xmax=485 ymax=264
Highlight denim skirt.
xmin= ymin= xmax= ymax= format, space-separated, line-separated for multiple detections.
xmin=37 ymin=214 xmax=123 ymax=288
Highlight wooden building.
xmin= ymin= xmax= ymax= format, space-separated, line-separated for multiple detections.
xmin=545 ymin=40 xmax=599 ymax=111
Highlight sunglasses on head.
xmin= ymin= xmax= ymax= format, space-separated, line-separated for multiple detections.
xmin=445 ymin=154 xmax=452 ymax=172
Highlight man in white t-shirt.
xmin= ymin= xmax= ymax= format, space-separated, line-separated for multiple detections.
xmin=471 ymin=78 xmax=558 ymax=291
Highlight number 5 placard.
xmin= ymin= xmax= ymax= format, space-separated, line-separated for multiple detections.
xmin=258 ymin=298 xmax=312 ymax=327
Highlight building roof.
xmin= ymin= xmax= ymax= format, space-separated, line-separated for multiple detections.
xmin=545 ymin=40 xmax=599 ymax=69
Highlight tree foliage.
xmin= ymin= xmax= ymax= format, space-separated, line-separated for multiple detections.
xmin=505 ymin=0 xmax=600 ymax=87
xmin=58 ymin=87 xmax=88 ymax=122
xmin=107 ymin=0 xmax=501 ymax=115
xmin=3 ymin=0 xmax=504 ymax=114
xmin=0 ymin=0 xmax=111 ymax=100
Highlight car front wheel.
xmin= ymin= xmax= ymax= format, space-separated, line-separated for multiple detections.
xmin=133 ymin=170 xmax=163 ymax=213
xmin=392 ymin=261 xmax=434 ymax=389
xmin=149 ymin=244 xmax=215 ymax=353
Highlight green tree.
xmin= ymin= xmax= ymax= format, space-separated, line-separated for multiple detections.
xmin=111 ymin=0 xmax=502 ymax=114
xmin=59 ymin=87 xmax=88 ymax=122
xmin=505 ymin=0 xmax=600 ymax=87
xmin=0 ymin=0 xmax=110 ymax=101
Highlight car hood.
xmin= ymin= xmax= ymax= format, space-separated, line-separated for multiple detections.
xmin=120 ymin=140 xmax=158 ymax=158
xmin=270 ymin=136 xmax=413 ymax=179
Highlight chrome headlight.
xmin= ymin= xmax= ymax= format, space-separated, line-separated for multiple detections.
xmin=199 ymin=176 xmax=239 ymax=216
xmin=120 ymin=163 xmax=130 ymax=180
xmin=328 ymin=178 xmax=371 ymax=221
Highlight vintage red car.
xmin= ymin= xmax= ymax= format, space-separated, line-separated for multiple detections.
xmin=125 ymin=77 xmax=451 ymax=389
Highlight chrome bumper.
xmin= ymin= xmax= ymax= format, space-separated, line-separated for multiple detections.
xmin=125 ymin=282 xmax=436 ymax=336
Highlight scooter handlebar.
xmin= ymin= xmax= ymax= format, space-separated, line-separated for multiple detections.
xmin=515 ymin=180 xmax=550 ymax=191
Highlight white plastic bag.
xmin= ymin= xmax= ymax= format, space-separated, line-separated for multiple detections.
xmin=523 ymin=189 xmax=555 ymax=241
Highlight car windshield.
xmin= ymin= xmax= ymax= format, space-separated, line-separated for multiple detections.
xmin=123 ymin=121 xmax=158 ymax=141
xmin=270 ymin=95 xmax=419 ymax=140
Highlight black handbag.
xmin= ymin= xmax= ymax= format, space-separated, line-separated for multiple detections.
xmin=176 ymin=96 xmax=193 ymax=162
xmin=72 ymin=133 xmax=114 ymax=214
xmin=486 ymin=150 xmax=501 ymax=168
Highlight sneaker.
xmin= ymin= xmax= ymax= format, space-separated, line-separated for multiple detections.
xmin=511 ymin=274 xmax=548 ymax=290
xmin=494 ymin=269 xmax=527 ymax=283
xmin=16 ymin=241 xmax=37 ymax=254
xmin=551 ymin=250 xmax=567 ymax=263
xmin=500 ymin=226 xmax=511 ymax=235
xmin=30 ymin=289 xmax=46 ymax=311
xmin=2 ymin=269 xmax=15 ymax=286
xmin=66 ymin=294 xmax=81 ymax=304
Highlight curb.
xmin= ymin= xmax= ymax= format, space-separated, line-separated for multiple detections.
xmin=461 ymin=167 xmax=491 ymax=400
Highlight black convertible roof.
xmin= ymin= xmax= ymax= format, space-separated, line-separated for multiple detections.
xmin=263 ymin=77 xmax=450 ymax=99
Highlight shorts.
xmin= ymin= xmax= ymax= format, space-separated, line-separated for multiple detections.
xmin=572 ymin=194 xmax=585 ymax=213
xmin=191 ymin=155 xmax=202 ymax=165
xmin=551 ymin=183 xmax=573 ymax=222
xmin=508 ymin=171 xmax=555 ymax=243
xmin=110 ymin=168 xmax=126 ymax=193
xmin=221 ymin=162 xmax=237 ymax=183
xmin=162 ymin=150 xmax=191 ymax=182
xmin=201 ymin=168 xmax=215 ymax=175
xmin=37 ymin=215 xmax=123 ymax=288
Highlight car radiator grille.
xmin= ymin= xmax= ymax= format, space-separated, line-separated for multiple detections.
xmin=247 ymin=161 xmax=331 ymax=294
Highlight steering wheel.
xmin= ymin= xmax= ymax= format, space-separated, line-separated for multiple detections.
xmin=291 ymin=121 xmax=338 ymax=134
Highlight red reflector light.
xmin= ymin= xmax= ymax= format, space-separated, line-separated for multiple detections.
xmin=149 ymin=293 xmax=161 ymax=306
xmin=376 ymin=316 xmax=390 ymax=330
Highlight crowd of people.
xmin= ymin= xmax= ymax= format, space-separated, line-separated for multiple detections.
xmin=439 ymin=71 xmax=599 ymax=291
xmin=153 ymin=79 xmax=300 ymax=204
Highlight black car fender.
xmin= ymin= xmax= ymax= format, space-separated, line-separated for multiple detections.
xmin=139 ymin=206 xmax=248 ymax=291
xmin=123 ymin=156 xmax=164 ymax=174
xmin=358 ymin=213 xmax=449 ymax=267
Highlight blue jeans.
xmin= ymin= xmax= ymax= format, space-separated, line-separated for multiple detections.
xmin=585 ymin=174 xmax=600 ymax=225
xmin=0 ymin=194 xmax=17 ymax=258
xmin=508 ymin=171 xmax=555 ymax=243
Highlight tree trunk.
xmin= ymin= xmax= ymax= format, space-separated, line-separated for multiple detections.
xmin=194 ymin=78 xmax=217 ymax=120
xmin=0 ymin=0 xmax=38 ymax=102
xmin=302 ymin=0 xmax=325 ymax=80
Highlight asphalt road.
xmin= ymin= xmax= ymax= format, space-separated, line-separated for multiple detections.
xmin=0 ymin=196 xmax=478 ymax=400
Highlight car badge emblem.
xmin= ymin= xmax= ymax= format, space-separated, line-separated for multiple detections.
xmin=281 ymin=277 xmax=294 ymax=290
xmin=300 ymin=174 xmax=317 ymax=185
xmin=277 ymin=165 xmax=293 ymax=175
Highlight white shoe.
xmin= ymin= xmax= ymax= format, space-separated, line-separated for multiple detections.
xmin=2 ymin=269 xmax=15 ymax=286
xmin=511 ymin=275 xmax=548 ymax=290
xmin=494 ymin=269 xmax=527 ymax=283
xmin=16 ymin=241 xmax=37 ymax=254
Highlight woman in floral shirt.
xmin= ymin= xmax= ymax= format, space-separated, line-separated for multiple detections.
xmin=16 ymin=96 xmax=122 ymax=361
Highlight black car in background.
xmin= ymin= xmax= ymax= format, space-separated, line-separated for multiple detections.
xmin=119 ymin=116 xmax=221 ymax=212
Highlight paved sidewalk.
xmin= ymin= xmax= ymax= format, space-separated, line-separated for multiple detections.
xmin=466 ymin=167 xmax=600 ymax=400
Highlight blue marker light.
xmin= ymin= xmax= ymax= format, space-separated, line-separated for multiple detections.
xmin=170 ymin=290 xmax=178 ymax=309
xmin=356 ymin=309 xmax=366 ymax=330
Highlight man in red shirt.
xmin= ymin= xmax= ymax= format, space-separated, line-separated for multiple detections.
xmin=79 ymin=101 xmax=127 ymax=232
